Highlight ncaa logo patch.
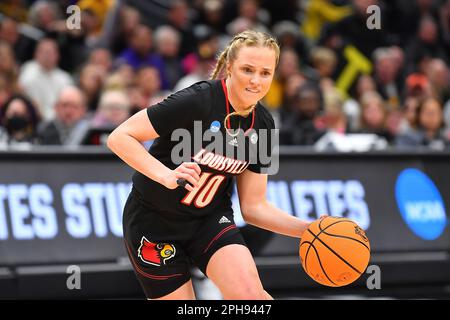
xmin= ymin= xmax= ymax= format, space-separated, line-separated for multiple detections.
xmin=210 ymin=120 xmax=221 ymax=133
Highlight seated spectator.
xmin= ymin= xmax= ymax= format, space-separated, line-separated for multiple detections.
xmin=87 ymin=47 xmax=113 ymax=73
xmin=226 ymin=0 xmax=269 ymax=35
xmin=19 ymin=38 xmax=73 ymax=121
xmin=310 ymin=46 xmax=338 ymax=80
xmin=279 ymin=82 xmax=326 ymax=145
xmin=317 ymin=90 xmax=349 ymax=134
xmin=86 ymin=90 xmax=131 ymax=145
xmin=173 ymin=34 xmax=218 ymax=91
xmin=0 ymin=0 xmax=29 ymax=23
xmin=0 ymin=41 xmax=20 ymax=103
xmin=77 ymin=63 xmax=105 ymax=112
xmin=0 ymin=74 xmax=12 ymax=107
xmin=426 ymin=58 xmax=450 ymax=103
xmin=396 ymin=96 xmax=449 ymax=149
xmin=264 ymin=48 xmax=301 ymax=111
xmin=0 ymin=40 xmax=19 ymax=86
xmin=0 ymin=16 xmax=36 ymax=64
xmin=342 ymin=74 xmax=377 ymax=131
xmin=37 ymin=86 xmax=90 ymax=146
xmin=354 ymin=91 xmax=394 ymax=143
xmin=405 ymin=15 xmax=448 ymax=75
xmin=117 ymin=24 xmax=169 ymax=90
xmin=373 ymin=47 xmax=403 ymax=110
xmin=404 ymin=73 xmax=433 ymax=100
xmin=28 ymin=0 xmax=62 ymax=36
xmin=154 ymin=25 xmax=184 ymax=90
xmin=272 ymin=20 xmax=309 ymax=61
xmin=0 ymin=94 xmax=40 ymax=146
xmin=91 ymin=90 xmax=130 ymax=128
xmin=134 ymin=66 xmax=163 ymax=109
xmin=398 ymin=96 xmax=420 ymax=134
xmin=106 ymin=5 xmax=141 ymax=56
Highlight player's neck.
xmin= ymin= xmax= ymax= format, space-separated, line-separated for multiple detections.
xmin=225 ymin=78 xmax=254 ymax=116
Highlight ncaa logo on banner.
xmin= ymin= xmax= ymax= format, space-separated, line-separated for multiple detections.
xmin=395 ymin=168 xmax=447 ymax=240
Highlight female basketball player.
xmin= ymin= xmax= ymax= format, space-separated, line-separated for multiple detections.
xmin=107 ymin=30 xmax=315 ymax=300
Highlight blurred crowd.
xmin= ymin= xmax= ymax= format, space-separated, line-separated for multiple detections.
xmin=0 ymin=0 xmax=450 ymax=151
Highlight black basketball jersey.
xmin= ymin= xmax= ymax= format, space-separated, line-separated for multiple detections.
xmin=132 ymin=79 xmax=275 ymax=218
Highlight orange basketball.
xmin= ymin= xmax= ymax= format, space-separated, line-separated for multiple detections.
xmin=299 ymin=216 xmax=371 ymax=287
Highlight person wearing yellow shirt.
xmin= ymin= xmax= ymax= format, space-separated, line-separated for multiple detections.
xmin=302 ymin=0 xmax=352 ymax=42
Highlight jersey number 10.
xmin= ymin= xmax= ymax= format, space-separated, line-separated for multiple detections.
xmin=181 ymin=172 xmax=226 ymax=208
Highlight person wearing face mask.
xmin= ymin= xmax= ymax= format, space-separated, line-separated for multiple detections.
xmin=0 ymin=94 xmax=40 ymax=147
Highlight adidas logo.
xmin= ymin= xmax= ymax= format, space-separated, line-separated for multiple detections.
xmin=228 ymin=137 xmax=238 ymax=147
xmin=219 ymin=216 xmax=231 ymax=224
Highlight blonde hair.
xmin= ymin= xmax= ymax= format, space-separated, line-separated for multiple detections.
xmin=210 ymin=30 xmax=280 ymax=133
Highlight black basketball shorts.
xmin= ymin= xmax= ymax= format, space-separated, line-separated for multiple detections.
xmin=122 ymin=188 xmax=246 ymax=299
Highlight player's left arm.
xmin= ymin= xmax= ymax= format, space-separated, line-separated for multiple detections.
xmin=236 ymin=169 xmax=311 ymax=238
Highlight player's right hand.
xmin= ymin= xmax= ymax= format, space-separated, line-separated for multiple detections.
xmin=162 ymin=162 xmax=201 ymax=191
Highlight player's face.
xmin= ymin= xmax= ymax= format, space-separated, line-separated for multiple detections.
xmin=227 ymin=46 xmax=276 ymax=110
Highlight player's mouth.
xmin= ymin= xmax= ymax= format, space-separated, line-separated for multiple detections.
xmin=245 ymin=88 xmax=260 ymax=93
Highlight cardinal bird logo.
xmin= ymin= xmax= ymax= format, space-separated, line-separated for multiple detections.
xmin=137 ymin=236 xmax=176 ymax=266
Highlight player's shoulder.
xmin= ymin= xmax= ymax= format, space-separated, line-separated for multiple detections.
xmin=179 ymin=79 xmax=217 ymax=97
xmin=168 ymin=80 xmax=218 ymax=117
xmin=255 ymin=102 xmax=275 ymax=129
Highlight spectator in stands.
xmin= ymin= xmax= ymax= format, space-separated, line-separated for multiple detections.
xmin=354 ymin=91 xmax=394 ymax=143
xmin=117 ymin=24 xmax=169 ymax=90
xmin=78 ymin=63 xmax=105 ymax=112
xmin=0 ymin=74 xmax=12 ymax=108
xmin=27 ymin=0 xmax=61 ymax=36
xmin=397 ymin=96 xmax=420 ymax=135
xmin=373 ymin=47 xmax=403 ymax=110
xmin=279 ymin=82 xmax=326 ymax=145
xmin=0 ymin=41 xmax=19 ymax=93
xmin=0 ymin=94 xmax=40 ymax=146
xmin=134 ymin=66 xmax=163 ymax=110
xmin=426 ymin=59 xmax=450 ymax=104
xmin=19 ymin=38 xmax=73 ymax=121
xmin=264 ymin=48 xmax=301 ymax=111
xmin=319 ymin=0 xmax=390 ymax=58
xmin=440 ymin=0 xmax=450 ymax=57
xmin=0 ymin=0 xmax=29 ymax=23
xmin=167 ymin=0 xmax=197 ymax=57
xmin=194 ymin=0 xmax=226 ymax=34
xmin=0 ymin=16 xmax=36 ymax=64
xmin=37 ymin=86 xmax=90 ymax=146
xmin=301 ymin=0 xmax=352 ymax=43
xmin=405 ymin=15 xmax=448 ymax=75
xmin=310 ymin=46 xmax=338 ymax=80
xmin=78 ymin=0 xmax=115 ymax=38
xmin=88 ymin=47 xmax=113 ymax=73
xmin=105 ymin=5 xmax=141 ymax=56
xmin=272 ymin=20 xmax=309 ymax=65
xmin=174 ymin=31 xmax=218 ymax=91
xmin=154 ymin=25 xmax=184 ymax=91
xmin=404 ymin=73 xmax=433 ymax=100
xmin=318 ymin=90 xmax=349 ymax=134
xmin=342 ymin=74 xmax=377 ymax=131
xmin=90 ymin=89 xmax=131 ymax=130
xmin=226 ymin=0 xmax=270 ymax=35
xmin=396 ymin=96 xmax=449 ymax=149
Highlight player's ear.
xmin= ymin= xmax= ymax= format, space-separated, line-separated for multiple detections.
xmin=226 ymin=62 xmax=232 ymax=78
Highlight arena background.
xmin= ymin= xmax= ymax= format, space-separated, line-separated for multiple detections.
xmin=0 ymin=0 xmax=449 ymax=300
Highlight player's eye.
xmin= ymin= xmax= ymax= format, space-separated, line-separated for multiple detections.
xmin=242 ymin=67 xmax=253 ymax=73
